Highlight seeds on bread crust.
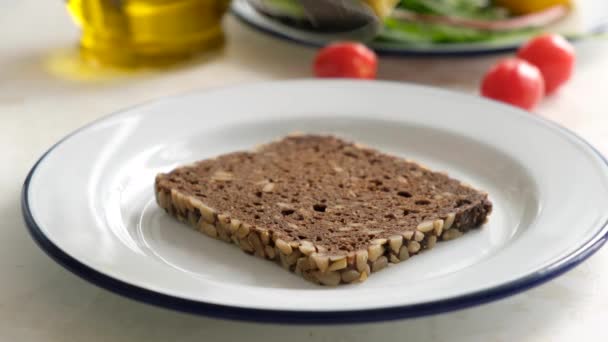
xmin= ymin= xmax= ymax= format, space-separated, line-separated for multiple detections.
xmin=314 ymin=271 xmax=341 ymax=286
xmin=442 ymin=229 xmax=463 ymax=241
xmin=444 ymin=213 xmax=456 ymax=230
xmin=355 ymin=250 xmax=368 ymax=273
xmin=367 ymin=244 xmax=383 ymax=262
xmin=408 ymin=240 xmax=421 ymax=254
xmin=199 ymin=221 xmax=218 ymax=238
xmin=388 ymin=235 xmax=403 ymax=254
xmin=265 ymin=245 xmax=276 ymax=259
xmin=311 ymin=253 xmax=329 ymax=272
xmin=298 ymin=241 xmax=316 ymax=255
xmin=433 ymin=219 xmax=444 ymax=236
xmin=341 ymin=269 xmax=361 ymax=283
xmin=275 ymin=239 xmax=292 ymax=255
xmin=371 ymin=256 xmax=388 ymax=272
xmin=328 ymin=258 xmax=348 ymax=271
xmin=236 ymin=223 xmax=250 ymax=239
xmin=427 ymin=235 xmax=437 ymax=249
xmin=398 ymin=246 xmax=410 ymax=261
xmin=402 ymin=231 xmax=414 ymax=240
xmin=417 ymin=220 xmax=434 ymax=233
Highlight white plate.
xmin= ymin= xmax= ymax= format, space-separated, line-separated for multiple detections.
xmin=231 ymin=0 xmax=608 ymax=56
xmin=23 ymin=80 xmax=608 ymax=323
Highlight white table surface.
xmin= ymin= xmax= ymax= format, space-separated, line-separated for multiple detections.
xmin=2 ymin=1 xmax=608 ymax=341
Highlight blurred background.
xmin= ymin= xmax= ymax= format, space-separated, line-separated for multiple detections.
xmin=1 ymin=1 xmax=608 ymax=341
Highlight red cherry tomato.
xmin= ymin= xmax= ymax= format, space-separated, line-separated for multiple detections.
xmin=517 ymin=34 xmax=575 ymax=94
xmin=481 ymin=58 xmax=545 ymax=110
xmin=313 ymin=42 xmax=378 ymax=79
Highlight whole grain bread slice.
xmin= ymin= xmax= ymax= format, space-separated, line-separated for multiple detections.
xmin=155 ymin=134 xmax=492 ymax=285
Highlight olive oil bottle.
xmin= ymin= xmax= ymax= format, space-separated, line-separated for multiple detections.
xmin=66 ymin=0 xmax=230 ymax=67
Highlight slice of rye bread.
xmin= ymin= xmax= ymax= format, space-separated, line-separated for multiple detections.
xmin=155 ymin=134 xmax=492 ymax=286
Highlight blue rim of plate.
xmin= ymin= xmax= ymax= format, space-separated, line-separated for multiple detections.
xmin=21 ymin=89 xmax=608 ymax=324
xmin=230 ymin=2 xmax=607 ymax=57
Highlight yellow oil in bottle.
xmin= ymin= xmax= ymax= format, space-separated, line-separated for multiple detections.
xmin=66 ymin=0 xmax=230 ymax=67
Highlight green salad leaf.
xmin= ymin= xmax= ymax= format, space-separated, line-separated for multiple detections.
xmin=378 ymin=17 xmax=539 ymax=44
xmin=397 ymin=0 xmax=509 ymax=20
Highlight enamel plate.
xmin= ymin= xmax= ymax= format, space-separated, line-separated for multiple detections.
xmin=23 ymin=80 xmax=608 ymax=324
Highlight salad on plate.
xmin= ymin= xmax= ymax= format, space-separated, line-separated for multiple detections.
xmin=246 ymin=0 xmax=578 ymax=46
